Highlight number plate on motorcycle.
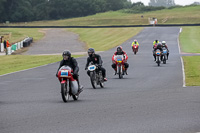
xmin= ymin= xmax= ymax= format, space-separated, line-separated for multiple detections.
xmin=61 ymin=70 xmax=69 ymax=77
xmin=88 ymin=65 xmax=96 ymax=71
xmin=163 ymin=50 xmax=167 ymax=54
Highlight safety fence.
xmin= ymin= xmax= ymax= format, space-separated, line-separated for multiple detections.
xmin=0 ymin=37 xmax=33 ymax=55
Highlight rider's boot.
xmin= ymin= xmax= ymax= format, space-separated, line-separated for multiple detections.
xmin=76 ymin=78 xmax=83 ymax=95
xmin=125 ymin=69 xmax=128 ymax=75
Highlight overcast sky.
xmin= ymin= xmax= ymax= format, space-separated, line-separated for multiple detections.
xmin=131 ymin=0 xmax=200 ymax=6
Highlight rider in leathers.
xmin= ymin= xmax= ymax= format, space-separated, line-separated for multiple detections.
xmin=112 ymin=46 xmax=129 ymax=75
xmin=85 ymin=48 xmax=107 ymax=81
xmin=56 ymin=50 xmax=83 ymax=93
xmin=153 ymin=43 xmax=163 ymax=61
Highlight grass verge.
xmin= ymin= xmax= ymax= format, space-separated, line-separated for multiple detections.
xmin=0 ymin=28 xmax=45 ymax=44
xmin=180 ymin=26 xmax=200 ymax=86
xmin=180 ymin=26 xmax=200 ymax=53
xmin=0 ymin=55 xmax=81 ymax=75
xmin=182 ymin=56 xmax=200 ymax=86
xmin=68 ymin=28 xmax=143 ymax=51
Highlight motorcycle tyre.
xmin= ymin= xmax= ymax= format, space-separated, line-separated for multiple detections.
xmin=90 ymin=72 xmax=97 ymax=89
xmin=61 ymin=83 xmax=69 ymax=103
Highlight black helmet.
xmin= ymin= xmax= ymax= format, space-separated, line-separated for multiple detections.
xmin=117 ymin=46 xmax=122 ymax=53
xmin=62 ymin=50 xmax=71 ymax=57
xmin=157 ymin=43 xmax=162 ymax=48
xmin=155 ymin=40 xmax=158 ymax=43
xmin=88 ymin=48 xmax=95 ymax=54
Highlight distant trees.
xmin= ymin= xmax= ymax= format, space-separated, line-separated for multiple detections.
xmin=0 ymin=0 xmax=132 ymax=23
xmin=149 ymin=0 xmax=175 ymax=7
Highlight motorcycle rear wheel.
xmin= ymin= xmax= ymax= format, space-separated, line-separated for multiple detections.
xmin=61 ymin=83 xmax=69 ymax=102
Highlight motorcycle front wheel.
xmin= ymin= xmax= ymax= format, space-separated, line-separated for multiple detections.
xmin=90 ymin=71 xmax=97 ymax=89
xmin=157 ymin=56 xmax=160 ymax=66
xmin=61 ymin=82 xmax=69 ymax=102
xmin=118 ymin=65 xmax=123 ymax=79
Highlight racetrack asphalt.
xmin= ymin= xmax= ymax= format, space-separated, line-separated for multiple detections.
xmin=1 ymin=27 xmax=200 ymax=133
xmin=22 ymin=29 xmax=87 ymax=55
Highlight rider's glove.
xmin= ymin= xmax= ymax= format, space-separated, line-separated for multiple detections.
xmin=85 ymin=67 xmax=87 ymax=70
xmin=56 ymin=73 xmax=58 ymax=77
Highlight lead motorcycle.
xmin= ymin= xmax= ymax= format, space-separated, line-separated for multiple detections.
xmin=155 ymin=49 xmax=162 ymax=66
xmin=87 ymin=63 xmax=104 ymax=89
xmin=113 ymin=55 xmax=126 ymax=79
xmin=57 ymin=66 xmax=79 ymax=102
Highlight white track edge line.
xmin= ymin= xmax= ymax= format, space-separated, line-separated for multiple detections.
xmin=178 ymin=28 xmax=186 ymax=87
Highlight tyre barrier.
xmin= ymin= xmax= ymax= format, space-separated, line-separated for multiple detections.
xmin=23 ymin=37 xmax=33 ymax=47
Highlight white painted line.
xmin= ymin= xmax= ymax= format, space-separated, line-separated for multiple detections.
xmin=177 ymin=28 xmax=186 ymax=87
xmin=180 ymin=28 xmax=182 ymax=33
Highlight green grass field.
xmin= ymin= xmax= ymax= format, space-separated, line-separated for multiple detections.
xmin=0 ymin=28 xmax=44 ymax=43
xmin=180 ymin=26 xmax=200 ymax=53
xmin=0 ymin=55 xmax=81 ymax=75
xmin=183 ymin=56 xmax=200 ymax=86
xmin=180 ymin=26 xmax=200 ymax=86
xmin=68 ymin=28 xmax=143 ymax=51
xmin=2 ymin=5 xmax=200 ymax=26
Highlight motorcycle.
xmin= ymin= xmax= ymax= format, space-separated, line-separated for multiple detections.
xmin=162 ymin=47 xmax=168 ymax=64
xmin=87 ymin=63 xmax=104 ymax=89
xmin=155 ymin=49 xmax=162 ymax=66
xmin=57 ymin=66 xmax=79 ymax=102
xmin=132 ymin=44 xmax=139 ymax=55
xmin=113 ymin=55 xmax=126 ymax=79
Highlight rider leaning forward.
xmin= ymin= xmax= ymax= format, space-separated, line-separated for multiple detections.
xmin=56 ymin=50 xmax=83 ymax=93
xmin=85 ymin=48 xmax=107 ymax=81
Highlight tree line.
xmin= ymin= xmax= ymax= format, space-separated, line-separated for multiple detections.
xmin=0 ymin=0 xmax=132 ymax=23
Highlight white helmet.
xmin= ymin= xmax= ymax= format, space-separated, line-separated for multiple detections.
xmin=162 ymin=41 xmax=166 ymax=44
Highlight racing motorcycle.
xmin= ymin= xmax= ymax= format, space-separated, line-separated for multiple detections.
xmin=87 ymin=63 xmax=104 ymax=89
xmin=162 ymin=47 xmax=168 ymax=64
xmin=132 ymin=44 xmax=139 ymax=55
xmin=155 ymin=49 xmax=162 ymax=66
xmin=113 ymin=55 xmax=126 ymax=79
xmin=57 ymin=66 xmax=79 ymax=102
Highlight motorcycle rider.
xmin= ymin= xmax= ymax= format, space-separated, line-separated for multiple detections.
xmin=153 ymin=40 xmax=159 ymax=49
xmin=112 ymin=46 xmax=129 ymax=75
xmin=161 ymin=41 xmax=169 ymax=60
xmin=85 ymin=48 xmax=107 ymax=81
xmin=132 ymin=40 xmax=140 ymax=48
xmin=153 ymin=42 xmax=163 ymax=61
xmin=56 ymin=50 xmax=83 ymax=94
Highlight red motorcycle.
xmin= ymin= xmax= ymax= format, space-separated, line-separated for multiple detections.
xmin=113 ymin=55 xmax=126 ymax=79
xmin=132 ymin=44 xmax=139 ymax=55
xmin=57 ymin=65 xmax=79 ymax=102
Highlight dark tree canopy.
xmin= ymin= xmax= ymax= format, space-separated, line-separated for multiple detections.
xmin=0 ymin=0 xmax=132 ymax=22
